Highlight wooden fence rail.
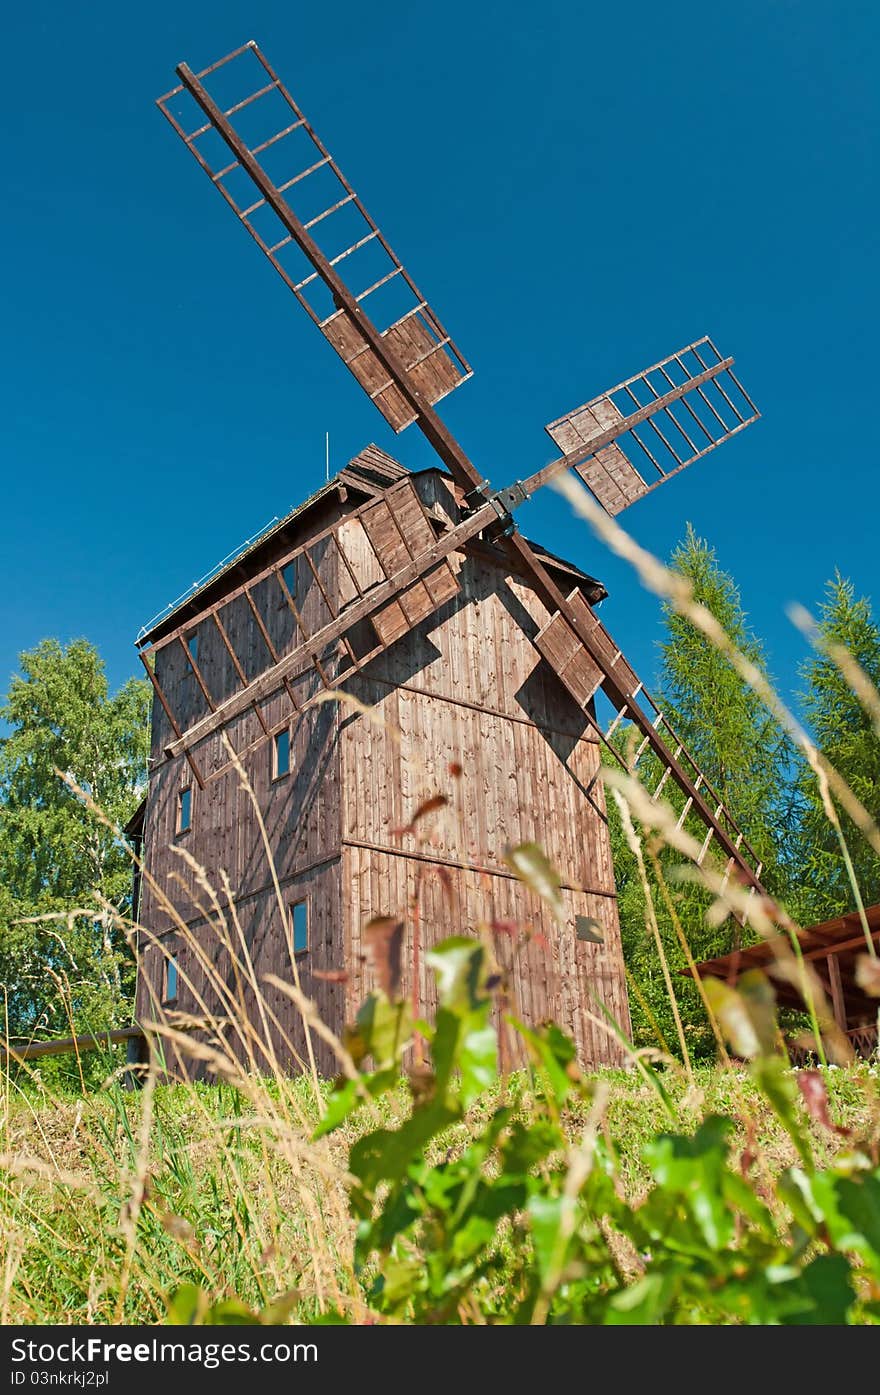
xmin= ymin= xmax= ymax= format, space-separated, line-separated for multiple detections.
xmin=0 ymin=1026 xmax=145 ymax=1065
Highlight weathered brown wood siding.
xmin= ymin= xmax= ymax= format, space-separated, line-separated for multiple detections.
xmin=136 ymin=861 xmax=343 ymax=1077
xmin=137 ymin=494 xmax=348 ymax=1077
xmin=137 ymin=467 xmax=630 ymax=1074
xmin=338 ymin=474 xmax=630 ymax=1066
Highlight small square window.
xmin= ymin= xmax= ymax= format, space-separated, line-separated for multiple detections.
xmin=273 ymin=727 xmax=291 ymax=779
xmin=163 ymin=952 xmax=178 ymax=1003
xmin=186 ymin=631 xmax=199 ymax=663
xmin=290 ymin=900 xmax=308 ymax=956
xmin=177 ymin=786 xmax=192 ymax=834
xmin=281 ymin=561 xmax=297 ymax=602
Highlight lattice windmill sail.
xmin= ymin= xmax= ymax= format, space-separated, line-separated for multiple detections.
xmin=137 ymin=40 xmax=766 ymax=1076
xmin=157 ymin=43 xmax=471 ymax=434
xmin=543 ymin=339 xmax=759 ymax=515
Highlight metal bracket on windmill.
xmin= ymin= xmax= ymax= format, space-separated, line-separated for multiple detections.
xmin=461 ymin=476 xmax=529 ymax=534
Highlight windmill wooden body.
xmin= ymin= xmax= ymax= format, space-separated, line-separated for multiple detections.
xmin=134 ymin=42 xmax=764 ymax=1074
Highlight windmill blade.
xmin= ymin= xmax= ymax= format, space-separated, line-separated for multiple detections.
xmin=153 ymin=42 xmax=768 ymax=902
xmin=157 ymin=42 xmax=472 ymax=434
xmin=534 ymin=587 xmax=764 ymax=894
xmin=536 ymin=338 xmax=758 ymax=514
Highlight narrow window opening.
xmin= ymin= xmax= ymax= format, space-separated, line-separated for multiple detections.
xmin=281 ymin=561 xmax=297 ymax=603
xmin=273 ymin=727 xmax=291 ymax=779
xmin=187 ymin=631 xmax=199 ymax=663
xmin=177 ymin=786 xmax=192 ymax=834
xmin=163 ymin=952 xmax=178 ymax=1003
xmin=290 ymin=900 xmax=308 ymax=956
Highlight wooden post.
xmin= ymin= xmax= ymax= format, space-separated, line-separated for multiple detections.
xmin=827 ymin=953 xmax=847 ymax=1032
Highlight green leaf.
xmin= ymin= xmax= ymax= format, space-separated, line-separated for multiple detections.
xmin=604 ymin=1272 xmax=678 ymax=1325
xmin=202 ymin=1298 xmax=261 ymax=1325
xmin=165 ymin=1286 xmax=262 ymax=1326
xmin=458 ymin=1019 xmax=497 ymax=1105
xmin=798 ymin=1170 xmax=880 ymax=1278
xmin=312 ymin=1077 xmax=360 ymax=1139
xmin=425 ymin=940 xmax=497 ymax=1106
xmin=312 ymin=1067 xmax=399 ymax=1140
xmin=527 ymin=1193 xmax=575 ymax=1285
xmin=349 ymin=1101 xmax=459 ymax=1191
xmin=703 ymin=970 xmax=777 ymax=1060
xmin=352 ymin=992 xmax=412 ymax=1071
xmin=720 ymin=1170 xmax=776 ymax=1236
xmin=380 ymin=1255 xmax=425 ymax=1305
xmin=165 ymin=1283 xmax=208 ymax=1325
xmin=426 ymin=937 xmax=489 ymax=1013
xmin=501 ymin=1118 xmax=561 ymax=1176
xmin=752 ymin=1054 xmax=812 ymax=1168
xmin=510 ymin=1018 xmax=578 ymax=1106
xmin=503 ymin=842 xmax=566 ymax=924
xmin=772 ymin=1254 xmax=855 ymax=1325
xmin=643 ymin=1116 xmax=735 ymax=1252
xmin=371 ymin=1180 xmax=421 ymax=1251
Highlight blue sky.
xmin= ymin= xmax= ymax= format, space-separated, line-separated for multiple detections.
xmin=2 ymin=1 xmax=878 ymax=719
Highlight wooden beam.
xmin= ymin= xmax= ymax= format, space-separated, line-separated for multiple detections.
xmin=503 ymin=530 xmax=764 ymax=892
xmin=1 ymin=1026 xmax=145 ymax=1064
xmin=178 ymin=634 xmax=216 ymax=711
xmin=241 ymin=580 xmax=303 ymax=715
xmin=211 ymin=611 xmax=270 ymax=736
xmin=799 ymin=926 xmax=880 ymax=965
xmin=827 ymin=953 xmax=847 ymax=1030
xmin=140 ymin=484 xmax=379 ymax=655
xmin=341 ymin=836 xmax=617 ymax=898
xmin=163 ymin=501 xmax=497 ymax=759
xmin=139 ymin=652 xmax=205 ymax=788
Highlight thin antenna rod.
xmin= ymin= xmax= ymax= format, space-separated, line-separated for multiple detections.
xmin=325 ymin=431 xmax=330 ymax=483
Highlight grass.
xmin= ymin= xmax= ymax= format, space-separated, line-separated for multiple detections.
xmin=2 ymin=1055 xmax=879 ymax=1324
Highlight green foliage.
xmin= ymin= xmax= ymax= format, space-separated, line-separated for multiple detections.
xmin=611 ymin=527 xmax=799 ymax=1056
xmin=658 ymin=526 xmax=798 ymax=875
xmin=794 ymin=574 xmax=880 ymax=922
xmin=0 ymin=638 xmax=150 ymax=1050
xmin=286 ymin=937 xmax=879 ymax=1325
xmin=165 ymin=1283 xmax=301 ymax=1326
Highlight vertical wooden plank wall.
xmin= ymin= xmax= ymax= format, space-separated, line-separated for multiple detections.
xmin=137 ymin=499 xmax=347 ymax=1078
xmin=137 ymin=468 xmax=631 ymax=1074
xmin=339 ymin=477 xmax=631 ymax=1067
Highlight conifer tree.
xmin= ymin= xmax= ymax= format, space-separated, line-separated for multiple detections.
xmin=794 ymin=575 xmax=880 ymax=923
xmin=613 ymin=526 xmax=798 ymax=1055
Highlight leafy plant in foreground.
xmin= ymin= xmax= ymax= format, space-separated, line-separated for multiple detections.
xmin=168 ymin=935 xmax=880 ymax=1325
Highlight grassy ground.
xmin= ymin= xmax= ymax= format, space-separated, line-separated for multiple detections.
xmin=2 ymin=1056 xmax=878 ymax=1324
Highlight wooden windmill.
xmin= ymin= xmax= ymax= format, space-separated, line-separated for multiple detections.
xmin=134 ymin=41 xmax=764 ymax=1074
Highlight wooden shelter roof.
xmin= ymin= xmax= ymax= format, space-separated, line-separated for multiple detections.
xmin=691 ymin=903 xmax=880 ymax=1029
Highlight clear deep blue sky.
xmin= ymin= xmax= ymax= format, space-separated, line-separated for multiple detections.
xmin=3 ymin=1 xmax=878 ymax=718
